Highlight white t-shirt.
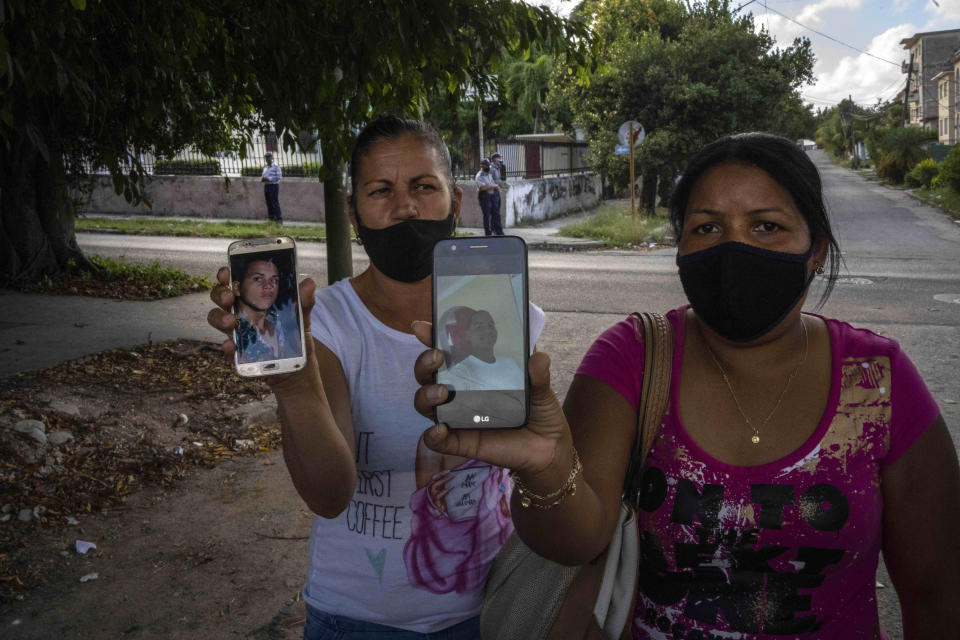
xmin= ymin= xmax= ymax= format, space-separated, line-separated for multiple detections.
xmin=443 ymin=354 xmax=524 ymax=391
xmin=304 ymin=278 xmax=545 ymax=632
xmin=262 ymin=163 xmax=282 ymax=183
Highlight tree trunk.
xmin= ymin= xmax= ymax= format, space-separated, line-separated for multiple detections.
xmin=324 ymin=161 xmax=352 ymax=284
xmin=640 ymin=173 xmax=657 ymax=213
xmin=0 ymin=138 xmax=92 ymax=287
xmin=657 ymin=172 xmax=675 ymax=209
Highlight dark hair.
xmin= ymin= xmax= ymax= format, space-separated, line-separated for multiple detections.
xmin=232 ymin=255 xmax=278 ymax=287
xmin=349 ymin=115 xmax=455 ymax=201
xmin=670 ymin=132 xmax=842 ymax=306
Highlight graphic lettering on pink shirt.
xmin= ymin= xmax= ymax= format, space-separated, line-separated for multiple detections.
xmin=633 ymin=357 xmax=892 ymax=638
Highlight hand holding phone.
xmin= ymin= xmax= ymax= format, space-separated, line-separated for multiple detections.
xmin=411 ymin=321 xmax=569 ymax=476
xmin=432 ymin=236 xmax=530 ymax=429
xmin=217 ymin=237 xmax=307 ymax=377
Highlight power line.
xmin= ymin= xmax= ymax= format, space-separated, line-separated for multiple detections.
xmin=757 ymin=4 xmax=902 ymax=68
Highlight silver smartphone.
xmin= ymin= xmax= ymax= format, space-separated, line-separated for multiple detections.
xmin=432 ymin=236 xmax=530 ymax=429
xmin=227 ymin=236 xmax=306 ymax=377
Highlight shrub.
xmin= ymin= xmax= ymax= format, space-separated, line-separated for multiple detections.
xmin=875 ymin=155 xmax=906 ymax=184
xmin=153 ymin=159 xmax=221 ymax=175
xmin=873 ymin=127 xmax=935 ymax=184
xmin=939 ymin=143 xmax=960 ymax=192
xmin=905 ymin=158 xmax=940 ymax=188
xmin=241 ymin=163 xmax=322 ymax=178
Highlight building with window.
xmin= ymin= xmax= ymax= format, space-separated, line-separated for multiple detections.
xmin=933 ymin=69 xmax=956 ymax=143
xmin=901 ymin=29 xmax=960 ymax=130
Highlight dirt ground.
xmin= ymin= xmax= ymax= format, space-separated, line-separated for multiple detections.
xmin=0 ymin=341 xmax=316 ymax=639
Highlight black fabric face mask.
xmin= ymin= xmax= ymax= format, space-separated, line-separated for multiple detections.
xmin=677 ymin=241 xmax=816 ymax=342
xmin=356 ymin=213 xmax=456 ymax=283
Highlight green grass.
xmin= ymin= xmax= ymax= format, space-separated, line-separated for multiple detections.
xmin=76 ymin=217 xmax=329 ymax=240
xmin=556 ymin=203 xmax=672 ymax=248
xmin=913 ymin=185 xmax=960 ymax=220
xmin=24 ymin=254 xmax=213 ymax=299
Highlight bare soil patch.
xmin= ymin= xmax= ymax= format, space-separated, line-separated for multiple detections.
xmin=0 ymin=340 xmax=313 ymax=639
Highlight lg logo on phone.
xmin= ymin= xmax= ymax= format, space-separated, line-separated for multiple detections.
xmin=473 ymin=415 xmax=490 ymax=424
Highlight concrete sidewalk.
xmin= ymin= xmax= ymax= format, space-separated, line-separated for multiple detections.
xmin=0 ymin=289 xmax=223 ymax=379
xmin=82 ymin=212 xmax=608 ymax=251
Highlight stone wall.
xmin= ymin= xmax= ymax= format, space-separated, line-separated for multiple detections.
xmin=81 ymin=173 xmax=601 ymax=228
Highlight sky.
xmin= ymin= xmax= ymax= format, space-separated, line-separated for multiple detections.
xmin=535 ymin=0 xmax=960 ymax=111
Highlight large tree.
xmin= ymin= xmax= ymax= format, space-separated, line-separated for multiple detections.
xmin=0 ymin=0 xmax=592 ymax=286
xmin=555 ymin=0 xmax=814 ymax=208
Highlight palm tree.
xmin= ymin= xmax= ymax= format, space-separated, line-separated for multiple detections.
xmin=876 ymin=126 xmax=936 ymax=183
xmin=503 ymin=50 xmax=555 ymax=134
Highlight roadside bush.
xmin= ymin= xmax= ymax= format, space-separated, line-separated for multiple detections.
xmin=873 ymin=126 xmax=934 ymax=184
xmin=154 ymin=159 xmax=221 ymax=175
xmin=905 ymin=158 xmax=940 ymax=188
xmin=875 ymin=155 xmax=907 ymax=184
xmin=938 ymin=143 xmax=960 ymax=192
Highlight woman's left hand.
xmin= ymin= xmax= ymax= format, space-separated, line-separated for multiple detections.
xmin=412 ymin=320 xmax=570 ymax=476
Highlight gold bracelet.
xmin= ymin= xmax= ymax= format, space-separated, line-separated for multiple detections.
xmin=510 ymin=448 xmax=582 ymax=509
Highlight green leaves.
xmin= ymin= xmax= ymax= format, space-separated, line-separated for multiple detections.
xmin=559 ymin=0 xmax=814 ymax=188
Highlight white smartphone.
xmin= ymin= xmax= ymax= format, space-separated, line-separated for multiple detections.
xmin=227 ymin=236 xmax=306 ymax=377
xmin=432 ymin=236 xmax=530 ymax=429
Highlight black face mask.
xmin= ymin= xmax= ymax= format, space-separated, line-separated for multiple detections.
xmin=356 ymin=213 xmax=456 ymax=283
xmin=677 ymin=241 xmax=816 ymax=342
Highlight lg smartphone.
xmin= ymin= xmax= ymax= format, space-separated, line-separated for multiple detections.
xmin=227 ymin=236 xmax=306 ymax=377
xmin=432 ymin=236 xmax=530 ymax=428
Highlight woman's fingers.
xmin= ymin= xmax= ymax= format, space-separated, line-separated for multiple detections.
xmin=412 ymin=320 xmax=433 ymax=349
xmin=414 ymin=347 xmax=444 ymax=387
xmin=298 ymin=277 xmax=316 ymax=316
xmin=210 ymin=267 xmax=235 ymax=312
xmin=413 ymin=381 xmax=449 ymax=419
xmin=207 ymin=307 xmax=236 ymax=337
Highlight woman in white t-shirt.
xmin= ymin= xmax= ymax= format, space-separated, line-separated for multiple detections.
xmin=208 ymin=116 xmax=544 ymax=640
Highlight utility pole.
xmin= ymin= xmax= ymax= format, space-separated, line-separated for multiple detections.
xmin=849 ymin=95 xmax=857 ymax=162
xmin=902 ymin=53 xmax=914 ymax=127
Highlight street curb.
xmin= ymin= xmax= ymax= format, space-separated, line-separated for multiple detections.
xmin=75 ymin=230 xmax=608 ymax=252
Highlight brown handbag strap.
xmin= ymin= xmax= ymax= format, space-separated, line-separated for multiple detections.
xmin=623 ymin=312 xmax=674 ymax=501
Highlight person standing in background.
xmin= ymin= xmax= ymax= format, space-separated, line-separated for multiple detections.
xmin=261 ymin=151 xmax=283 ymax=224
xmin=490 ymin=152 xmax=506 ymax=183
xmin=490 ymin=152 xmax=506 ymax=232
xmin=475 ymin=158 xmax=502 ymax=236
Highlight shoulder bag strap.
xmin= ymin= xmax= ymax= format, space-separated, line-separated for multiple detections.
xmin=623 ymin=312 xmax=674 ymax=502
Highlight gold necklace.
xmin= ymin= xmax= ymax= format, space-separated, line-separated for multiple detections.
xmin=701 ymin=318 xmax=809 ymax=445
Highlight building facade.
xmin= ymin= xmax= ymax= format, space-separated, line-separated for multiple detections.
xmin=901 ymin=29 xmax=960 ymax=130
xmin=933 ymin=69 xmax=956 ymax=143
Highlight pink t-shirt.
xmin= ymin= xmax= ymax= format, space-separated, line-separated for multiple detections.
xmin=576 ymin=307 xmax=940 ymax=639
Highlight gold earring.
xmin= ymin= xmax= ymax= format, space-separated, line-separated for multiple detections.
xmin=815 ymin=264 xmax=825 ymax=275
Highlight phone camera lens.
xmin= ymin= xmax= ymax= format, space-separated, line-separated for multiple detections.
xmin=276 ymin=239 xmax=282 ymax=244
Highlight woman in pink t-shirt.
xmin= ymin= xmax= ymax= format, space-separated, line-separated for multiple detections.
xmin=414 ymin=133 xmax=960 ymax=638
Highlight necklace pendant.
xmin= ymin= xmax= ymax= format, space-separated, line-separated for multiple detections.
xmin=751 ymin=434 xmax=760 ymax=444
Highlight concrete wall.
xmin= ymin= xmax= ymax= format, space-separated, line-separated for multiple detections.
xmin=81 ymin=172 xmax=601 ymax=228
xmin=502 ymin=173 xmax=601 ymax=226
xmin=82 ymin=175 xmax=328 ymax=222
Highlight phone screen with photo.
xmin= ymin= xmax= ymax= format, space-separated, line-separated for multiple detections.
xmin=433 ymin=237 xmax=529 ymax=428
xmin=228 ymin=239 xmax=305 ymax=376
